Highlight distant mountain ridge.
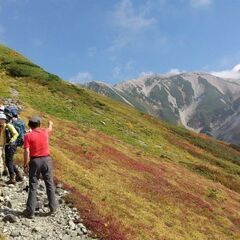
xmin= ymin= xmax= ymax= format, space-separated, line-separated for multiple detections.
xmin=85 ymin=72 xmax=240 ymax=144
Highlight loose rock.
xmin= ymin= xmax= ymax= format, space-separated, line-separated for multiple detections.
xmin=0 ymin=167 xmax=96 ymax=240
xmin=3 ymin=214 xmax=17 ymax=223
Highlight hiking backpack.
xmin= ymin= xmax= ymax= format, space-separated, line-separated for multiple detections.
xmin=5 ymin=121 xmax=25 ymax=147
xmin=4 ymin=106 xmax=25 ymax=147
xmin=12 ymin=120 xmax=25 ymax=147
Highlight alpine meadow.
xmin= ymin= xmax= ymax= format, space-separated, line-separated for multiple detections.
xmin=0 ymin=44 xmax=240 ymax=240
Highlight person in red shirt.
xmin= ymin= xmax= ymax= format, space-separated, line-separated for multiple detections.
xmin=23 ymin=116 xmax=58 ymax=218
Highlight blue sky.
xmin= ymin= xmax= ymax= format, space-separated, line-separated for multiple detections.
xmin=1 ymin=0 xmax=240 ymax=83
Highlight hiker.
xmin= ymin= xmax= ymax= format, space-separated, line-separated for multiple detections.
xmin=0 ymin=106 xmax=6 ymax=176
xmin=4 ymin=106 xmax=25 ymax=182
xmin=23 ymin=116 xmax=58 ymax=218
xmin=0 ymin=113 xmax=6 ymax=177
xmin=0 ymin=112 xmax=23 ymax=184
xmin=0 ymin=105 xmax=8 ymax=176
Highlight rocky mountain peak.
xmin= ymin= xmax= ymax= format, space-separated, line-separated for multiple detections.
xmin=86 ymin=72 xmax=240 ymax=144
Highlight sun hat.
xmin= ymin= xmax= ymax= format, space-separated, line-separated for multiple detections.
xmin=0 ymin=113 xmax=7 ymax=120
xmin=29 ymin=116 xmax=41 ymax=124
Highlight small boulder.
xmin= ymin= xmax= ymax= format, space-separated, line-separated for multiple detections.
xmin=3 ymin=214 xmax=17 ymax=223
xmin=68 ymin=220 xmax=76 ymax=230
xmin=10 ymin=230 xmax=20 ymax=237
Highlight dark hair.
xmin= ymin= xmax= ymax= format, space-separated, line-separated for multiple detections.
xmin=28 ymin=121 xmax=40 ymax=129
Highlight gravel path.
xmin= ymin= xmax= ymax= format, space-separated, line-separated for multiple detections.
xmin=0 ymin=172 xmax=96 ymax=240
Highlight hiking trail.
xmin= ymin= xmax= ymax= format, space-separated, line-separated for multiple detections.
xmin=0 ymin=171 xmax=96 ymax=240
xmin=0 ymin=99 xmax=97 ymax=239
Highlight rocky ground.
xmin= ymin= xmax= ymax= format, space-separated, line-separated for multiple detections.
xmin=0 ymin=171 xmax=97 ymax=240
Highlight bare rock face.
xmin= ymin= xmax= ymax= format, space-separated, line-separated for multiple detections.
xmin=85 ymin=72 xmax=240 ymax=144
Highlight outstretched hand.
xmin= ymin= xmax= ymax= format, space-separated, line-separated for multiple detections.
xmin=48 ymin=120 xmax=53 ymax=132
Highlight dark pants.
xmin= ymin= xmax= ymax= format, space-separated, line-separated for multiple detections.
xmin=27 ymin=156 xmax=58 ymax=214
xmin=5 ymin=144 xmax=19 ymax=177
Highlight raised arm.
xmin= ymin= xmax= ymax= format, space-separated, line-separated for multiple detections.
xmin=47 ymin=120 xmax=53 ymax=132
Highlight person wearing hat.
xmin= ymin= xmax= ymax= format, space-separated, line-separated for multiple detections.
xmin=23 ymin=116 xmax=58 ymax=218
xmin=0 ymin=112 xmax=22 ymax=184
xmin=0 ymin=112 xmax=7 ymax=178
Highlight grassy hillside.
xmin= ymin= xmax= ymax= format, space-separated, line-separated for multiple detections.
xmin=1 ymin=44 xmax=240 ymax=239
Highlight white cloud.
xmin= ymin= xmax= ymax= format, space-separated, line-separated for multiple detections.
xmin=68 ymin=72 xmax=93 ymax=84
xmin=111 ymin=61 xmax=136 ymax=81
xmin=167 ymin=68 xmax=183 ymax=75
xmin=211 ymin=64 xmax=240 ymax=80
xmin=107 ymin=35 xmax=130 ymax=52
xmin=190 ymin=0 xmax=213 ymax=7
xmin=108 ymin=0 xmax=156 ymax=52
xmin=140 ymin=68 xmax=184 ymax=78
xmin=114 ymin=0 xmax=155 ymax=32
xmin=139 ymin=71 xmax=154 ymax=77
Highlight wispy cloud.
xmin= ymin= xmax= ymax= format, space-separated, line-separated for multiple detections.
xmin=113 ymin=0 xmax=155 ymax=32
xmin=68 ymin=72 xmax=93 ymax=84
xmin=190 ymin=0 xmax=213 ymax=7
xmin=111 ymin=60 xmax=136 ymax=81
xmin=211 ymin=64 xmax=240 ymax=79
xmin=140 ymin=68 xmax=184 ymax=78
xmin=167 ymin=68 xmax=183 ymax=75
xmin=108 ymin=0 xmax=156 ymax=52
xmin=139 ymin=71 xmax=154 ymax=77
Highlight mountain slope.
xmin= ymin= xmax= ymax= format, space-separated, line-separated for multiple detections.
xmin=1 ymin=45 xmax=240 ymax=240
xmin=86 ymin=73 xmax=240 ymax=144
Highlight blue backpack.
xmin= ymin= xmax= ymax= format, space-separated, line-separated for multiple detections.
xmin=4 ymin=106 xmax=25 ymax=147
xmin=12 ymin=120 xmax=25 ymax=147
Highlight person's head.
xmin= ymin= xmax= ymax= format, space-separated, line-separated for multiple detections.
xmin=5 ymin=112 xmax=13 ymax=123
xmin=4 ymin=107 xmax=13 ymax=123
xmin=11 ymin=109 xmax=18 ymax=119
xmin=0 ymin=113 xmax=7 ymax=126
xmin=28 ymin=116 xmax=41 ymax=129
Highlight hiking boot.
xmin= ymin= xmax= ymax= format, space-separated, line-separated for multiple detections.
xmin=6 ymin=177 xmax=16 ymax=185
xmin=23 ymin=209 xmax=34 ymax=219
xmin=49 ymin=208 xmax=58 ymax=216
xmin=2 ymin=170 xmax=8 ymax=176
xmin=15 ymin=173 xmax=23 ymax=182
